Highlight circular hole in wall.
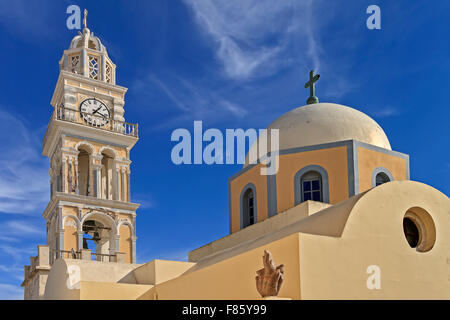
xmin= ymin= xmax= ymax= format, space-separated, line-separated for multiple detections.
xmin=403 ymin=207 xmax=436 ymax=252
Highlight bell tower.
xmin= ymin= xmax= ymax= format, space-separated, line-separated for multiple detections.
xmin=22 ymin=11 xmax=140 ymax=299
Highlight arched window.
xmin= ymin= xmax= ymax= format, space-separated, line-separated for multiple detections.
xmin=371 ymin=167 xmax=393 ymax=187
xmin=294 ymin=165 xmax=329 ymax=205
xmin=301 ymin=171 xmax=322 ymax=202
xmin=375 ymin=172 xmax=390 ymax=186
xmin=241 ymin=184 xmax=257 ymax=229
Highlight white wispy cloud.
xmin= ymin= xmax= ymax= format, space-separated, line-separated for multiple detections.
xmin=135 ymin=74 xmax=248 ymax=129
xmin=0 ymin=0 xmax=56 ymax=40
xmin=131 ymin=192 xmax=155 ymax=210
xmin=1 ymin=220 xmax=43 ymax=236
xmin=370 ymin=107 xmax=401 ymax=118
xmin=0 ymin=244 xmax=35 ymax=262
xmin=0 ymin=264 xmax=24 ymax=282
xmin=0 ymin=283 xmax=23 ymax=300
xmin=183 ymin=0 xmax=320 ymax=80
xmin=0 ymin=109 xmax=49 ymax=215
xmin=0 ymin=264 xmax=22 ymax=274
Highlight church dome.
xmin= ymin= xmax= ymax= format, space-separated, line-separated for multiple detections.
xmin=245 ymin=102 xmax=391 ymax=167
xmin=269 ymin=103 xmax=391 ymax=150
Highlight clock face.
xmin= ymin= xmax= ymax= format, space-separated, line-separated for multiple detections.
xmin=79 ymin=98 xmax=110 ymax=126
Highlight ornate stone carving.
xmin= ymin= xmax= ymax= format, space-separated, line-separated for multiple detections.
xmin=84 ymin=207 xmax=116 ymax=220
xmin=255 ymin=250 xmax=284 ymax=297
xmin=68 ymin=159 xmax=72 ymax=192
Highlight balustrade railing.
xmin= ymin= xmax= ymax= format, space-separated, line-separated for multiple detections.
xmin=49 ymin=105 xmax=138 ymax=138
xmin=50 ymin=249 xmax=122 ymax=263
xmin=51 ymin=249 xmax=80 ymax=262
xmin=91 ymin=252 xmax=117 ymax=263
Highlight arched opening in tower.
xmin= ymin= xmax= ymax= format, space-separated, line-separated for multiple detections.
xmin=77 ymin=146 xmax=91 ymax=196
xmin=82 ymin=219 xmax=113 ymax=261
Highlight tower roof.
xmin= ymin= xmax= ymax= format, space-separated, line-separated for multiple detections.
xmin=58 ymin=10 xmax=116 ymax=84
xmin=68 ymin=9 xmax=108 ymax=54
xmin=69 ymin=29 xmax=107 ymax=54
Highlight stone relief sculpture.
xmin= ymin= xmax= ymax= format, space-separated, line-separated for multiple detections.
xmin=255 ymin=250 xmax=284 ymax=297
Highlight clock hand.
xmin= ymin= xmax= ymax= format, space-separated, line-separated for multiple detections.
xmin=92 ymin=108 xmax=109 ymax=120
xmin=92 ymin=106 xmax=103 ymax=114
xmin=95 ymin=112 xmax=107 ymax=119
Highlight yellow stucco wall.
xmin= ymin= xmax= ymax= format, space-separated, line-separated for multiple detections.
xmin=146 ymin=181 xmax=449 ymax=300
xmin=63 ymin=207 xmax=79 ymax=252
xmin=149 ymin=234 xmax=301 ymax=300
xmin=64 ymin=225 xmax=78 ymax=252
xmin=44 ymin=259 xmax=141 ymax=300
xmin=63 ymin=206 xmax=78 ymax=216
xmin=230 ymin=147 xmax=348 ymax=233
xmin=357 ymin=147 xmax=408 ymax=193
xmin=297 ymin=181 xmax=450 ymax=299
xmin=119 ymin=225 xmax=132 ymax=263
xmin=276 ymin=147 xmax=349 ymax=212
xmin=80 ymin=282 xmax=153 ymax=300
xmin=64 ymin=226 xmax=78 ymax=252
xmin=43 ymin=181 xmax=449 ymax=300
xmin=189 ymin=200 xmax=330 ymax=262
xmin=229 ymin=164 xmax=268 ymax=233
xmin=133 ymin=260 xmax=196 ymax=285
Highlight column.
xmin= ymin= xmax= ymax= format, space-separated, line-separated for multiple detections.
xmin=91 ymin=154 xmax=103 ymax=198
xmin=61 ymin=157 xmax=67 ymax=193
xmin=132 ymin=217 xmax=136 ymax=263
xmin=93 ymin=164 xmax=102 ymax=198
xmin=115 ymin=166 xmax=120 ymax=201
xmin=57 ymin=206 xmax=64 ymax=258
xmin=121 ymin=168 xmax=126 ymax=202
xmin=101 ymin=55 xmax=106 ymax=82
xmin=112 ymin=99 xmax=125 ymax=133
xmin=115 ymin=234 xmax=120 ymax=255
xmin=67 ymin=157 xmax=73 ymax=193
xmin=77 ymin=207 xmax=82 ymax=220
xmin=77 ymin=231 xmax=83 ymax=253
xmin=81 ymin=49 xmax=87 ymax=77
xmin=112 ymin=64 xmax=116 ymax=84
xmin=63 ymin=54 xmax=69 ymax=72
xmin=126 ymin=168 xmax=131 ymax=202
xmin=87 ymin=155 xmax=92 ymax=196
xmin=57 ymin=231 xmax=65 ymax=259
xmin=74 ymin=158 xmax=79 ymax=195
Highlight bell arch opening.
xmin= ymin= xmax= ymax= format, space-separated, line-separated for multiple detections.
xmin=82 ymin=213 xmax=116 ymax=261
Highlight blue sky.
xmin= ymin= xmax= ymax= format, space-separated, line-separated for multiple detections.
xmin=0 ymin=0 xmax=448 ymax=299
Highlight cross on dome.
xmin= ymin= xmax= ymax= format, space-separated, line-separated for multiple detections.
xmin=304 ymin=70 xmax=320 ymax=105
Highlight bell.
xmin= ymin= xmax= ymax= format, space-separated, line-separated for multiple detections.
xmin=92 ymin=232 xmax=101 ymax=242
xmin=83 ymin=237 xmax=89 ymax=249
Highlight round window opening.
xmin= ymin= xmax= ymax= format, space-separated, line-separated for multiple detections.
xmin=402 ymin=207 xmax=436 ymax=252
xmin=403 ymin=218 xmax=419 ymax=248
